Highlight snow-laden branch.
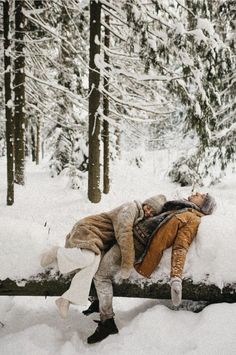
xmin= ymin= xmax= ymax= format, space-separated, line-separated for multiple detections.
xmin=96 ymin=52 xmax=190 ymax=83
xmin=101 ymin=20 xmax=126 ymax=42
xmin=175 ymin=0 xmax=197 ymax=18
xmin=26 ymin=78 xmax=56 ymax=101
xmin=100 ymin=0 xmax=125 ymax=19
xmin=37 ymin=0 xmax=80 ymax=11
xmin=104 ymin=71 xmax=169 ymax=107
xmin=213 ymin=122 xmax=236 ymax=140
xmin=143 ymin=5 xmax=173 ymax=29
xmin=22 ymin=8 xmax=79 ymax=55
xmin=108 ymin=107 xmax=172 ymax=124
xmin=24 ymin=34 xmax=86 ymax=75
xmin=101 ymin=73 xmax=169 ymax=109
xmin=101 ymin=2 xmax=129 ymax=27
xmin=101 ymin=42 xmax=140 ymax=59
xmin=25 ymin=71 xmax=86 ymax=107
xmin=27 ymin=101 xmax=81 ymax=130
xmin=101 ymin=87 xmax=174 ymax=115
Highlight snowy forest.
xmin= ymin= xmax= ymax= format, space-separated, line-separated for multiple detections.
xmin=0 ymin=0 xmax=235 ymax=204
xmin=0 ymin=0 xmax=236 ymax=354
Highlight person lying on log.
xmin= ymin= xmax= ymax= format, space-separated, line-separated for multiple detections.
xmin=86 ymin=192 xmax=217 ymax=344
xmin=40 ymin=194 xmax=167 ymax=318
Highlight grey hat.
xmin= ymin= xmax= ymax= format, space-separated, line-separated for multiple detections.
xmin=143 ymin=194 xmax=167 ymax=215
xmin=201 ymin=193 xmax=217 ymax=215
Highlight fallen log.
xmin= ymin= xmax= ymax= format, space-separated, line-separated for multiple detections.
xmin=0 ymin=271 xmax=236 ymax=304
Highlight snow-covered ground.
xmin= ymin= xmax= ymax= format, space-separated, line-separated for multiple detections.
xmin=1 ymin=296 xmax=236 ymax=355
xmin=0 ymin=150 xmax=236 ymax=354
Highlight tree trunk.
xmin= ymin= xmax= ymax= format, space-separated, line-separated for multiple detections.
xmin=0 ymin=273 xmax=236 ymax=306
xmin=36 ymin=120 xmax=40 ymax=165
xmin=103 ymin=14 xmax=110 ymax=194
xmin=3 ymin=0 xmax=14 ymax=205
xmin=41 ymin=141 xmax=44 ymax=160
xmin=88 ymin=0 xmax=102 ymax=203
xmin=14 ymin=0 xmax=26 ymax=185
xmin=31 ymin=126 xmax=36 ymax=162
xmin=115 ymin=127 xmax=121 ymax=159
xmin=24 ymin=118 xmax=29 ymax=157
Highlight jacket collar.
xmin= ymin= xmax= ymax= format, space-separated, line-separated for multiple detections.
xmin=134 ymin=200 xmax=145 ymax=224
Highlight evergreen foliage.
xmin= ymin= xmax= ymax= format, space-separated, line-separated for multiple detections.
xmin=0 ymin=0 xmax=235 ymax=203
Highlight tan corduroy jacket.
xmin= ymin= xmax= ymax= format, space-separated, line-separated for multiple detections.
xmin=135 ymin=209 xmax=203 ymax=279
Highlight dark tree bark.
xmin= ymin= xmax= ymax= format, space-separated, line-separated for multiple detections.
xmin=115 ymin=127 xmax=121 ymax=158
xmin=0 ymin=274 xmax=236 ymax=307
xmin=41 ymin=141 xmax=44 ymax=160
xmin=36 ymin=120 xmax=40 ymax=165
xmin=24 ymin=118 xmax=29 ymax=157
xmin=3 ymin=0 xmax=14 ymax=205
xmin=14 ymin=0 xmax=26 ymax=185
xmin=103 ymin=14 xmax=110 ymax=194
xmin=88 ymin=0 xmax=102 ymax=203
xmin=31 ymin=126 xmax=36 ymax=162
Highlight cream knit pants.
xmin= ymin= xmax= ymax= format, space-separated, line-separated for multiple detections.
xmin=57 ymin=247 xmax=100 ymax=306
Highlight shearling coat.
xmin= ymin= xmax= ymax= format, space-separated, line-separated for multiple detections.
xmin=65 ymin=201 xmax=145 ymax=277
xmin=134 ymin=209 xmax=203 ymax=279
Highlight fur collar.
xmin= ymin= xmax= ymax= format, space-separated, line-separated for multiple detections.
xmin=162 ymin=199 xmax=201 ymax=213
xmin=134 ymin=200 xmax=145 ymax=224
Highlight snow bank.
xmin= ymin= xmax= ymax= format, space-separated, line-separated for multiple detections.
xmin=0 ymin=218 xmax=50 ymax=280
xmin=187 ymin=214 xmax=236 ymax=286
xmin=1 ymin=296 xmax=236 ymax=355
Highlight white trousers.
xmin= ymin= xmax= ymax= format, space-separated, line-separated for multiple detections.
xmin=57 ymin=247 xmax=100 ymax=306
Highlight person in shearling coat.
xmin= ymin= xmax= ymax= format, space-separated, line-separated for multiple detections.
xmin=40 ymin=194 xmax=166 ymax=318
xmin=87 ymin=192 xmax=216 ymax=344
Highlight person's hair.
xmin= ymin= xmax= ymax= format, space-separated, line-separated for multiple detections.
xmin=201 ymin=193 xmax=217 ymax=215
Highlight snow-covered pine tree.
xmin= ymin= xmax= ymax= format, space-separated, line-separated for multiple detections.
xmin=22 ymin=0 xmax=89 ymax=189
xmin=122 ymin=0 xmax=235 ymax=185
xmin=14 ymin=0 xmax=26 ymax=185
xmin=169 ymin=0 xmax=235 ymax=185
xmin=98 ymin=0 xmax=174 ymax=167
xmin=3 ymin=0 xmax=14 ymax=204
xmin=88 ymin=0 xmax=102 ymax=202
xmin=102 ymin=13 xmax=110 ymax=194
xmin=208 ymin=1 xmax=236 ymax=172
xmin=48 ymin=1 xmax=88 ymax=189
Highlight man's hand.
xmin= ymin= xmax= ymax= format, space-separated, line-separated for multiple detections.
xmin=170 ymin=277 xmax=182 ymax=306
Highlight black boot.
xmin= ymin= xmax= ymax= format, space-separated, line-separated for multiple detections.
xmin=87 ymin=318 xmax=119 ymax=344
xmin=82 ymin=299 xmax=99 ymax=316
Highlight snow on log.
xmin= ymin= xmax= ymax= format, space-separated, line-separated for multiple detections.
xmin=0 ymin=271 xmax=236 ymax=303
xmin=1 ymin=215 xmax=236 ymax=304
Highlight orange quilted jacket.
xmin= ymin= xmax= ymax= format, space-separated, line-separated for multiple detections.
xmin=135 ymin=209 xmax=203 ymax=278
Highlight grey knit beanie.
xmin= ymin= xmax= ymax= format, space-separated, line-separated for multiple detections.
xmin=201 ymin=193 xmax=217 ymax=215
xmin=143 ymin=194 xmax=167 ymax=215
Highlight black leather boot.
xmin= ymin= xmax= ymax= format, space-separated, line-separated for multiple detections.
xmin=87 ymin=318 xmax=119 ymax=344
xmin=82 ymin=299 xmax=99 ymax=316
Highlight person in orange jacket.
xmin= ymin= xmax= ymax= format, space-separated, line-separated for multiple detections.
xmin=134 ymin=192 xmax=216 ymax=306
xmin=86 ymin=192 xmax=216 ymax=344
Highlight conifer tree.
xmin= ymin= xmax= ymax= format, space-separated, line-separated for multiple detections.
xmin=3 ymin=0 xmax=14 ymax=204
xmin=14 ymin=0 xmax=26 ymax=185
xmin=88 ymin=0 xmax=102 ymax=202
xmin=102 ymin=13 xmax=110 ymax=194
